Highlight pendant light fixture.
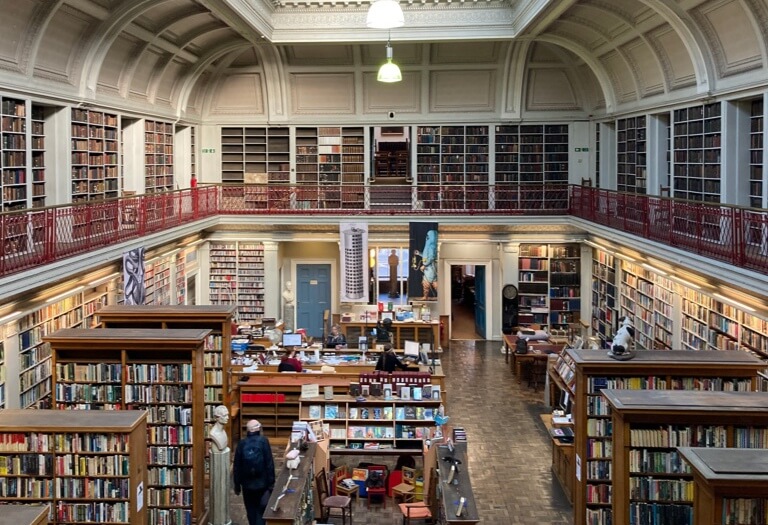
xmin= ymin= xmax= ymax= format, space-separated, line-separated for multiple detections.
xmin=366 ymin=0 xmax=404 ymax=29
xmin=377 ymin=35 xmax=402 ymax=83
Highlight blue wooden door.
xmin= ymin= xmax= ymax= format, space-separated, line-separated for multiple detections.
xmin=474 ymin=265 xmax=486 ymax=338
xmin=297 ymin=264 xmax=331 ymax=340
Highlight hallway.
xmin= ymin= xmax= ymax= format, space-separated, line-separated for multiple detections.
xmin=230 ymin=339 xmax=573 ymax=524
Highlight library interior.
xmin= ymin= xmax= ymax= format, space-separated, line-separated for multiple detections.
xmin=2 ymin=1 xmax=768 ymax=525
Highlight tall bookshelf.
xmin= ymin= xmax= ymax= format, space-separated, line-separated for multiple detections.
xmin=679 ymin=447 xmax=768 ymax=525
xmin=605 ymin=390 xmax=768 ymax=525
xmin=144 ymin=119 xmax=174 ymax=193
xmin=616 ymin=116 xmax=647 ymax=194
xmin=494 ymin=125 xmax=519 ymax=184
xmin=299 ymin=394 xmax=441 ymax=454
xmin=0 ymin=340 xmax=5 ymax=408
xmin=0 ymin=410 xmax=148 ymax=525
xmin=517 ymin=243 xmax=580 ymax=330
xmin=1 ymin=97 xmax=28 ymax=211
xmin=672 ymin=102 xmax=721 ymax=203
xmin=552 ymin=348 xmax=764 ymax=525
xmin=618 ymin=261 xmax=655 ymax=351
xmin=414 ymin=125 xmax=489 ymax=209
xmin=47 ymin=328 xmax=209 ymax=525
xmin=590 ymin=248 xmax=617 ymax=347
xmin=30 ymin=104 xmax=46 ymax=208
xmin=220 ymin=126 xmax=290 ymax=185
xmin=95 ymin=305 xmax=236 ymax=439
xmin=70 ymin=108 xmax=119 ymax=202
xmin=208 ymin=241 xmax=265 ymax=324
xmin=749 ymin=98 xmax=764 ymax=208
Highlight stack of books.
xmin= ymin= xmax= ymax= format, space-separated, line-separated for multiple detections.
xmin=452 ymin=427 xmax=467 ymax=442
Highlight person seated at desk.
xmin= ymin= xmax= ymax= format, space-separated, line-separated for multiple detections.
xmin=374 ymin=318 xmax=394 ymax=344
xmin=375 ymin=344 xmax=410 ymax=373
xmin=325 ymin=324 xmax=347 ymax=348
xmin=278 ymin=349 xmax=303 ymax=372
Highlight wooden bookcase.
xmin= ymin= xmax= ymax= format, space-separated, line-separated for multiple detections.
xmin=144 ymin=119 xmax=174 ymax=193
xmin=749 ymin=98 xmax=764 ymax=208
xmin=1 ymin=97 xmax=48 ymax=212
xmin=338 ymin=320 xmax=440 ymax=350
xmin=0 ymin=409 xmax=148 ymax=525
xmin=679 ymin=447 xmax=768 ymax=525
xmin=46 ymin=328 xmax=209 ymax=525
xmin=553 ymin=348 xmax=764 ymax=525
xmin=605 ymin=390 xmax=768 ymax=525
xmin=70 ymin=107 xmax=119 ymax=203
xmin=298 ymin=394 xmax=441 ymax=454
xmin=616 ymin=116 xmax=647 ymax=194
xmin=221 ymin=126 xmax=290 ymax=185
xmin=518 ymin=243 xmax=581 ymax=330
xmin=495 ymin=124 xmax=520 ymax=184
xmin=208 ymin=241 xmax=265 ymax=324
xmin=415 ymin=125 xmax=490 ymax=210
xmin=673 ymin=102 xmax=722 ymax=204
xmin=590 ymin=247 xmax=617 ymax=348
xmin=96 ymin=304 xmax=236 ymax=436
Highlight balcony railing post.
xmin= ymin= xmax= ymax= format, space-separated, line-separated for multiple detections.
xmin=734 ymin=207 xmax=745 ymax=267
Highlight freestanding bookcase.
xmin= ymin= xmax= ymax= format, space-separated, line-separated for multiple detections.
xmin=552 ymin=348 xmax=764 ymax=525
xmin=45 ymin=328 xmax=209 ymax=525
xmin=679 ymin=447 xmax=768 ymax=525
xmin=96 ymin=304 xmax=237 ymax=436
xmin=0 ymin=409 xmax=148 ymax=525
xmin=604 ymin=389 xmax=768 ymax=525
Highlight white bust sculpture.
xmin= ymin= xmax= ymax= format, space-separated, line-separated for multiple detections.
xmin=282 ymin=280 xmax=295 ymax=305
xmin=210 ymin=405 xmax=230 ymax=452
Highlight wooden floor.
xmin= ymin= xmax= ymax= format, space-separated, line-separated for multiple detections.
xmin=228 ymin=339 xmax=573 ymax=524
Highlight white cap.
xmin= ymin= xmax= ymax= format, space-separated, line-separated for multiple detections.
xmin=246 ymin=420 xmax=262 ymax=433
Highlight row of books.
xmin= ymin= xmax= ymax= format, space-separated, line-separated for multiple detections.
xmin=308 ymin=404 xmax=436 ymax=421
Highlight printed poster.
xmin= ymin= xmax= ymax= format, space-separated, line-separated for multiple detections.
xmin=408 ymin=222 xmax=438 ymax=301
xmin=340 ymin=222 xmax=369 ymax=303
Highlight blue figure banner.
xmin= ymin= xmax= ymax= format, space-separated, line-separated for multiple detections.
xmin=408 ymin=222 xmax=438 ymax=302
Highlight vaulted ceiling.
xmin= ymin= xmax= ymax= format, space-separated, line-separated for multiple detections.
xmin=1 ymin=0 xmax=766 ymax=121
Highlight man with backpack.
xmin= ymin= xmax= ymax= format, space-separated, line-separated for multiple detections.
xmin=233 ymin=420 xmax=275 ymax=525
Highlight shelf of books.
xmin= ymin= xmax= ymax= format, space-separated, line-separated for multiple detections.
xmin=678 ymin=447 xmax=768 ymax=525
xmin=95 ymin=304 xmax=236 ymax=438
xmin=2 ymin=97 xmax=28 ymax=212
xmin=553 ymin=348 xmax=764 ymax=525
xmin=208 ymin=241 xmax=265 ymax=324
xmin=618 ymin=261 xmax=655 ymax=350
xmin=605 ymin=390 xmax=768 ymax=525
xmin=299 ymin=393 xmax=441 ymax=454
xmin=144 ymin=119 xmax=174 ymax=193
xmin=549 ymin=244 xmax=581 ymax=330
xmin=518 ymin=243 xmax=580 ymax=330
xmin=46 ymin=327 xmax=209 ymax=525
xmin=70 ymin=107 xmax=119 ymax=203
xmin=0 ymin=409 xmax=148 ymax=525
xmin=616 ymin=116 xmax=647 ymax=194
xmin=175 ymin=250 xmax=186 ymax=305
xmin=221 ymin=126 xmax=290 ymax=187
xmin=672 ymin=102 xmax=722 ymax=204
xmin=749 ymin=98 xmax=764 ymax=208
xmin=590 ymin=248 xmax=617 ymax=348
xmin=415 ymin=125 xmax=489 ymax=210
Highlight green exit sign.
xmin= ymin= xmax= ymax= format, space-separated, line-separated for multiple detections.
xmin=201 ymin=148 xmax=216 ymax=153
xmin=574 ymin=147 xmax=590 ymax=152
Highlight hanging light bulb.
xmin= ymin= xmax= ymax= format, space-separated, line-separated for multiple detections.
xmin=377 ymin=39 xmax=402 ymax=83
xmin=366 ymin=0 xmax=404 ymax=29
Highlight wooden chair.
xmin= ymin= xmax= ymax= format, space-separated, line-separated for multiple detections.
xmin=528 ymin=358 xmax=548 ymax=391
xmin=391 ymin=465 xmax=416 ymax=503
xmin=315 ymin=468 xmax=352 ymax=525
xmin=334 ymin=465 xmax=359 ymax=502
xmin=365 ymin=464 xmax=388 ymax=509
xmin=398 ymin=467 xmax=438 ymax=525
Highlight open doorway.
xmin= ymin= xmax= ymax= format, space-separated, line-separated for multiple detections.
xmin=450 ymin=264 xmax=486 ymax=340
xmin=370 ymin=126 xmax=410 ymax=183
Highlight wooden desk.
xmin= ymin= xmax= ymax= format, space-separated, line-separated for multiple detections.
xmin=340 ymin=320 xmax=439 ymax=350
xmin=436 ymin=442 xmax=479 ymax=524
xmin=264 ymin=443 xmax=317 ymax=525
xmin=511 ymin=347 xmax=562 ymax=381
xmin=540 ymin=414 xmax=574 ymax=504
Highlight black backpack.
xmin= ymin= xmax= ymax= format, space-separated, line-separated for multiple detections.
xmin=241 ymin=436 xmax=265 ymax=477
xmin=515 ymin=337 xmax=528 ymax=354
xmin=366 ymin=470 xmax=385 ymax=489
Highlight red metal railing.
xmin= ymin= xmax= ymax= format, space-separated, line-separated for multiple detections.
xmin=570 ymin=186 xmax=768 ymax=274
xmin=2 ymin=183 xmax=768 ymax=280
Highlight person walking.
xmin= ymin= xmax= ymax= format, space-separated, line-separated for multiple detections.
xmin=233 ymin=420 xmax=275 ymax=525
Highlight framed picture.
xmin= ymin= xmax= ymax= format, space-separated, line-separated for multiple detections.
xmin=381 ymin=126 xmax=404 ymax=136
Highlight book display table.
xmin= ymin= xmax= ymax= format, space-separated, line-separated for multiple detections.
xmin=436 ymin=442 xmax=479 ymax=524
xmin=263 ymin=443 xmax=318 ymax=525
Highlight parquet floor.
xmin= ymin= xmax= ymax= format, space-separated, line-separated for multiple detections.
xmin=228 ymin=338 xmax=573 ymax=524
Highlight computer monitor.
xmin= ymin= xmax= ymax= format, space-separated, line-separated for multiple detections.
xmin=282 ymin=332 xmax=302 ymax=347
xmin=404 ymin=340 xmax=420 ymax=357
xmin=558 ymin=390 xmax=572 ymax=415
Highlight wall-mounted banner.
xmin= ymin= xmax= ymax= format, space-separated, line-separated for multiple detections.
xmin=340 ymin=222 xmax=369 ymax=303
xmin=409 ymin=222 xmax=438 ymax=301
xmin=123 ymin=247 xmax=146 ymax=305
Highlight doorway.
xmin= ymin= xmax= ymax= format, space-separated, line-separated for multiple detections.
xmin=296 ymin=264 xmax=331 ymax=340
xmin=370 ymin=126 xmax=410 ymax=182
xmin=450 ymin=264 xmax=486 ymax=340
